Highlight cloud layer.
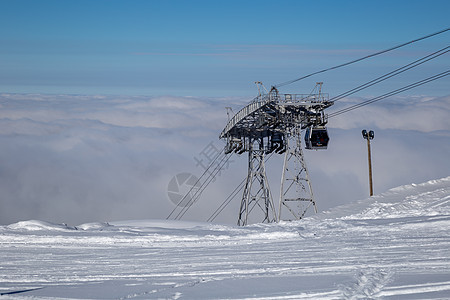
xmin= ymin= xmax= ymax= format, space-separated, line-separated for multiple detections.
xmin=0 ymin=93 xmax=448 ymax=225
xmin=329 ymin=95 xmax=450 ymax=132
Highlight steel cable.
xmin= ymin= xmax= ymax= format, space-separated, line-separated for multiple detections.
xmin=328 ymin=70 xmax=450 ymax=118
xmin=174 ymin=150 xmax=233 ymax=220
xmin=166 ymin=147 xmax=226 ymax=220
xmin=330 ymin=46 xmax=449 ymax=102
xmin=275 ymin=28 xmax=449 ymax=88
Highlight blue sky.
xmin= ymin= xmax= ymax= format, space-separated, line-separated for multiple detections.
xmin=1 ymin=0 xmax=449 ymax=96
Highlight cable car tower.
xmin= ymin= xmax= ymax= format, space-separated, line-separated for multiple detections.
xmin=220 ymin=82 xmax=333 ymax=226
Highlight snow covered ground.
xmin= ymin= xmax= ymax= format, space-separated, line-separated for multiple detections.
xmin=1 ymin=176 xmax=449 ymax=299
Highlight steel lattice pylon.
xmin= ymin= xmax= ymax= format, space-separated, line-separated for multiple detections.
xmin=238 ymin=141 xmax=277 ymax=226
xmin=278 ymin=129 xmax=317 ymax=221
xmin=220 ymin=83 xmax=332 ymax=226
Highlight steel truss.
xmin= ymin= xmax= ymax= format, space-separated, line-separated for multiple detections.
xmin=238 ymin=140 xmax=277 ymax=226
xmin=279 ymin=128 xmax=317 ymax=221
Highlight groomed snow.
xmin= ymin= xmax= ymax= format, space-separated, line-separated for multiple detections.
xmin=1 ymin=177 xmax=449 ymax=299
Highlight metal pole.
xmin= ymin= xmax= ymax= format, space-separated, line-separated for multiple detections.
xmin=362 ymin=130 xmax=374 ymax=197
xmin=366 ymin=138 xmax=373 ymax=196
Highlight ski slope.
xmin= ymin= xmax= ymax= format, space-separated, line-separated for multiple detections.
xmin=1 ymin=177 xmax=449 ymax=299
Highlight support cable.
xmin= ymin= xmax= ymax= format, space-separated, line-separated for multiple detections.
xmin=328 ymin=70 xmax=450 ymax=118
xmin=173 ymin=151 xmax=229 ymax=220
xmin=207 ymin=178 xmax=246 ymax=222
xmin=166 ymin=147 xmax=225 ymax=220
xmin=330 ymin=46 xmax=449 ymax=102
xmin=174 ymin=151 xmax=233 ymax=220
xmin=275 ymin=28 xmax=449 ymax=88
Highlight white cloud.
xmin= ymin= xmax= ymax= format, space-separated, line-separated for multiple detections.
xmin=329 ymin=95 xmax=450 ymax=132
xmin=0 ymin=93 xmax=448 ymax=226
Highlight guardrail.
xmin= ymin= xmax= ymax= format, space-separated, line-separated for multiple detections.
xmin=220 ymin=92 xmax=330 ymax=138
xmin=220 ymin=96 xmax=273 ymax=138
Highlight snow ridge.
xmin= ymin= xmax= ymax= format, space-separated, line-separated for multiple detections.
xmin=339 ymin=268 xmax=393 ymax=299
xmin=0 ymin=176 xmax=449 ymax=299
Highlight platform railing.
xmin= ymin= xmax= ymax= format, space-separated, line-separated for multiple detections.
xmin=220 ymin=92 xmax=330 ymax=139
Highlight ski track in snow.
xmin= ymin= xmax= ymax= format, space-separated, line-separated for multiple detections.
xmin=0 ymin=177 xmax=449 ymax=299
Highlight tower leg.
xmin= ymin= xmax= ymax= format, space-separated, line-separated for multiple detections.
xmin=238 ymin=139 xmax=277 ymax=226
xmin=278 ymin=130 xmax=317 ymax=221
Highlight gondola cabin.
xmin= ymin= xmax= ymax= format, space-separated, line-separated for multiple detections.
xmin=305 ymin=126 xmax=329 ymax=150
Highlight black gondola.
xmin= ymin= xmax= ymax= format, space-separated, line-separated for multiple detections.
xmin=305 ymin=126 xmax=329 ymax=150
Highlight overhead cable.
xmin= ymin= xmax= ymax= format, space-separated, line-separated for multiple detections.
xmin=166 ymin=147 xmax=227 ymax=220
xmin=328 ymin=70 xmax=450 ymax=118
xmin=275 ymin=28 xmax=449 ymax=88
xmin=175 ymin=153 xmax=233 ymax=220
xmin=207 ymin=177 xmax=246 ymax=222
xmin=330 ymin=46 xmax=449 ymax=102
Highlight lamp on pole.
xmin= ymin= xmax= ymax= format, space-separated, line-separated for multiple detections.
xmin=362 ymin=130 xmax=374 ymax=196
